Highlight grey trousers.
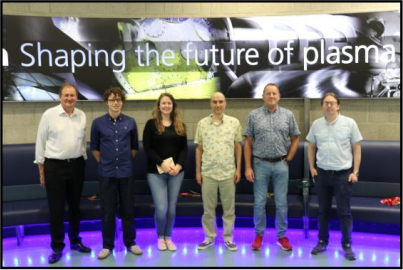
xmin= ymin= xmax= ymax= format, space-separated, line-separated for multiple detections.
xmin=201 ymin=175 xmax=236 ymax=242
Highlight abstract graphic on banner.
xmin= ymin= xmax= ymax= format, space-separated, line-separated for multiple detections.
xmin=2 ymin=12 xmax=400 ymax=101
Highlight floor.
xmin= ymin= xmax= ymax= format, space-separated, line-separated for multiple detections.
xmin=2 ymin=228 xmax=401 ymax=267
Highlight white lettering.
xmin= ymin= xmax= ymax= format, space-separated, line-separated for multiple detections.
xmin=268 ymin=48 xmax=284 ymax=65
xmin=87 ymin=43 xmax=92 ymax=67
xmin=21 ymin=43 xmax=35 ymax=67
xmin=245 ymin=48 xmax=259 ymax=65
xmin=3 ymin=49 xmax=9 ymax=66
xmin=221 ymin=49 xmax=234 ymax=66
xmin=382 ymin=44 xmax=396 ymax=62
xmin=71 ymin=50 xmax=86 ymax=73
xmin=304 ymin=47 xmax=319 ymax=70
xmin=355 ymin=45 xmax=378 ymax=63
xmin=134 ymin=46 xmax=144 ymax=66
xmin=236 ymin=48 xmax=246 ymax=65
xmin=55 ymin=49 xmax=68 ymax=67
xmin=184 ymin=42 xmax=193 ymax=66
xmin=211 ymin=45 xmax=219 ymax=66
xmin=327 ymin=46 xmax=340 ymax=64
xmin=111 ymin=50 xmax=125 ymax=72
xmin=146 ymin=43 xmax=159 ymax=66
xmin=161 ymin=49 xmax=175 ymax=66
xmin=341 ymin=46 xmax=353 ymax=64
xmin=284 ymin=40 xmax=294 ymax=64
xmin=95 ymin=50 xmax=109 ymax=67
xmin=37 ymin=42 xmax=52 ymax=67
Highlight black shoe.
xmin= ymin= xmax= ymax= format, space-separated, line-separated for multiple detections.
xmin=48 ymin=252 xmax=62 ymax=264
xmin=311 ymin=240 xmax=327 ymax=255
xmin=71 ymin=242 xmax=92 ymax=253
xmin=342 ymin=244 xmax=356 ymax=260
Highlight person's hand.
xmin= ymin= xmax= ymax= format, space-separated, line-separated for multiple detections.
xmin=234 ymin=170 xmax=241 ymax=184
xmin=161 ymin=160 xmax=173 ymax=173
xmin=245 ymin=167 xmax=255 ymax=183
xmin=169 ymin=164 xmax=182 ymax=176
xmin=196 ymin=171 xmax=203 ymax=185
xmin=40 ymin=174 xmax=45 ymax=188
xmin=348 ymin=173 xmax=358 ymax=183
xmin=310 ymin=168 xmax=318 ymax=184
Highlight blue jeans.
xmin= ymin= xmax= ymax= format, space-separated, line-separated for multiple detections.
xmin=253 ymin=158 xmax=289 ymax=238
xmin=147 ymin=172 xmax=184 ymax=238
xmin=315 ymin=168 xmax=353 ymax=245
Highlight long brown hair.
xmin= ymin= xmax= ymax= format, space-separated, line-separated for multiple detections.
xmin=152 ymin=93 xmax=186 ymax=136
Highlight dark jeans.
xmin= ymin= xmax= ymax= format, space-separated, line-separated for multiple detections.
xmin=44 ymin=157 xmax=85 ymax=252
xmin=99 ymin=176 xmax=136 ymax=250
xmin=315 ymin=168 xmax=353 ymax=246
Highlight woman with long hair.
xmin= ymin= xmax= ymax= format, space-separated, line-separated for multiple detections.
xmin=143 ymin=93 xmax=187 ymax=251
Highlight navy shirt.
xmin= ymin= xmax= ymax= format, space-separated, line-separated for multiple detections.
xmin=90 ymin=113 xmax=139 ymax=178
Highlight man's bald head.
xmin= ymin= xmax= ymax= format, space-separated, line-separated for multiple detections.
xmin=210 ymin=92 xmax=227 ymax=115
xmin=211 ymin=92 xmax=226 ymax=102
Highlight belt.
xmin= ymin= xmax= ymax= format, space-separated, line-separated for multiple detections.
xmin=46 ymin=156 xmax=83 ymax=163
xmin=254 ymin=155 xmax=287 ymax=163
xmin=318 ymin=168 xmax=351 ymax=175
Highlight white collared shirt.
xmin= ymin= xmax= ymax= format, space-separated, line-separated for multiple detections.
xmin=35 ymin=104 xmax=87 ymax=164
xmin=306 ymin=114 xmax=363 ymax=171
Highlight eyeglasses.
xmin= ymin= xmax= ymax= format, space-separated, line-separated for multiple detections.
xmin=108 ymin=99 xmax=122 ymax=103
xmin=323 ymin=101 xmax=338 ymax=107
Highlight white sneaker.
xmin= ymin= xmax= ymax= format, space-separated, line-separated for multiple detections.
xmin=128 ymin=245 xmax=142 ymax=255
xmin=97 ymin=249 xmax=111 ymax=260
xmin=165 ymin=239 xmax=177 ymax=251
xmin=158 ymin=239 xmax=167 ymax=250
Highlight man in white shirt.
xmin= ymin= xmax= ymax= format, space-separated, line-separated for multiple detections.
xmin=306 ymin=92 xmax=362 ymax=261
xmin=35 ymin=83 xmax=91 ymax=264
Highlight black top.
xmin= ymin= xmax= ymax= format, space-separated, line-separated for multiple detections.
xmin=143 ymin=119 xmax=188 ymax=174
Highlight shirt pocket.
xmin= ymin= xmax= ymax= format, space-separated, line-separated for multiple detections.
xmin=335 ymin=128 xmax=350 ymax=141
xmin=48 ymin=122 xmax=63 ymax=140
xmin=75 ymin=124 xmax=86 ymax=138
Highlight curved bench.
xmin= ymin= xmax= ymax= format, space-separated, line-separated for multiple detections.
xmin=308 ymin=140 xmax=401 ymax=232
xmin=3 ymin=141 xmax=306 ymax=244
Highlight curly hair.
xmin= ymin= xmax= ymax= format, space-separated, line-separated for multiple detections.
xmin=103 ymin=88 xmax=126 ymax=102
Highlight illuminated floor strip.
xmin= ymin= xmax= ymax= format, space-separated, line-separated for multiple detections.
xmin=2 ymin=228 xmax=400 ymax=267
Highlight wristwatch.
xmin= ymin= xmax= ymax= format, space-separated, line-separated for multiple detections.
xmin=353 ymin=171 xmax=359 ymax=177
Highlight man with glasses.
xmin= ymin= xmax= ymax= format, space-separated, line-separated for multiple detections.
xmin=90 ymin=88 xmax=142 ymax=259
xmin=306 ymin=92 xmax=362 ymax=260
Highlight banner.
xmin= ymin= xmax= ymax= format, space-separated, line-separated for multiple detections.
xmin=2 ymin=12 xmax=400 ymax=101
